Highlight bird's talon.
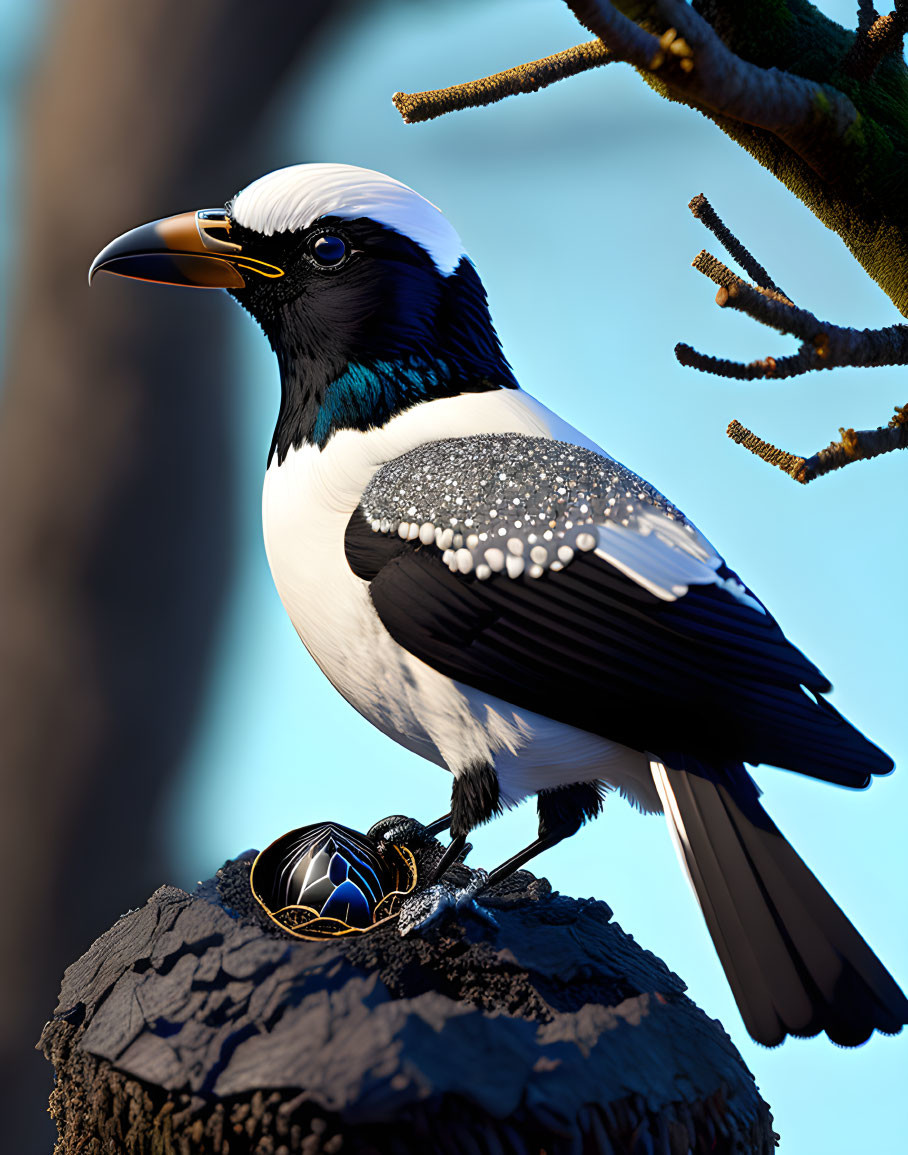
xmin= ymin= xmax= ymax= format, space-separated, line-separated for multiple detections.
xmin=458 ymin=866 xmax=489 ymax=900
xmin=397 ymin=867 xmax=494 ymax=935
xmin=397 ymin=883 xmax=449 ymax=936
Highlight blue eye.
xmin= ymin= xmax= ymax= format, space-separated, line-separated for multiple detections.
xmin=310 ymin=234 xmax=348 ymax=267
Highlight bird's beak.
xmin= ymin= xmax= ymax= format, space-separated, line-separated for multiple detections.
xmin=88 ymin=209 xmax=284 ymax=289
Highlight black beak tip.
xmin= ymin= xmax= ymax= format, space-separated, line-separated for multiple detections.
xmin=88 ymin=232 xmax=130 ymax=286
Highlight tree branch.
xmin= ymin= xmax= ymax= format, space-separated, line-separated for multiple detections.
xmin=392 ymin=0 xmax=908 ymax=314
xmin=392 ymin=40 xmax=611 ymax=125
xmin=687 ymin=193 xmax=787 ymax=298
xmin=845 ymin=1 xmax=908 ymax=81
xmin=389 ymin=8 xmax=908 ymax=480
xmin=725 ymin=421 xmax=807 ymax=480
xmin=566 ymin=1 xmax=859 ymax=180
xmin=728 ymin=409 xmax=908 ymax=484
xmin=678 ymin=195 xmax=908 ymax=481
xmin=676 ymin=196 xmax=908 ymax=381
xmin=676 ymin=247 xmax=908 ymax=380
xmin=393 ymin=0 xmax=861 ymax=179
xmin=858 ymin=2 xmax=880 ymax=35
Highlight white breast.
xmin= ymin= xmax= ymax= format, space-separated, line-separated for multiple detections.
xmin=261 ymin=389 xmax=657 ymax=810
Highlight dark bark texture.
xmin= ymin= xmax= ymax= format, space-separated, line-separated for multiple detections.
xmin=40 ymin=854 xmax=778 ymax=1154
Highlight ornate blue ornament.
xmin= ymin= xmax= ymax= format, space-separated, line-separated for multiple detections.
xmin=250 ymin=822 xmax=417 ymax=940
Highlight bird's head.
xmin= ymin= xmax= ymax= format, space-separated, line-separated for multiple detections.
xmin=90 ymin=163 xmax=516 ymax=460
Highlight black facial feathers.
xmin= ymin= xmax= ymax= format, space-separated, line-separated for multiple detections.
xmin=227 ymin=216 xmax=516 ymax=460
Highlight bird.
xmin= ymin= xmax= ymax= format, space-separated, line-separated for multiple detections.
xmin=90 ymin=162 xmax=907 ymax=1048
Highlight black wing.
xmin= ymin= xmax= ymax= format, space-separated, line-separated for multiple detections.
xmin=345 ymin=513 xmax=891 ymax=788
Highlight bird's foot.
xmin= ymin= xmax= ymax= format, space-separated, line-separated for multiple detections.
xmin=398 ymin=867 xmax=496 ymax=936
xmin=367 ymin=814 xmax=438 ymax=848
xmin=383 ymin=818 xmax=427 ymax=844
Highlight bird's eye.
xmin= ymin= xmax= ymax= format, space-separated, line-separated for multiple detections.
xmin=310 ymin=234 xmax=348 ymax=267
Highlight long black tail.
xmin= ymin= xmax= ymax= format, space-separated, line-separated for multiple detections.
xmin=651 ymin=762 xmax=908 ymax=1046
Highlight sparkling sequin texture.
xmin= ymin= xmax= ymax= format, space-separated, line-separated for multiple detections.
xmin=361 ymin=434 xmax=694 ymax=578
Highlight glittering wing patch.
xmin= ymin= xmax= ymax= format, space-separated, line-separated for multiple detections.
xmin=360 ymin=434 xmax=759 ymax=608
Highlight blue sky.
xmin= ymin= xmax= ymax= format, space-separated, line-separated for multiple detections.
xmin=4 ymin=1 xmax=905 ymax=1149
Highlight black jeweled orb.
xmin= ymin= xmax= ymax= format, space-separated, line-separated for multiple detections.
xmin=250 ymin=822 xmax=417 ymax=940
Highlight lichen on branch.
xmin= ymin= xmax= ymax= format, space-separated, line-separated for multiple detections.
xmin=845 ymin=1 xmax=908 ymax=81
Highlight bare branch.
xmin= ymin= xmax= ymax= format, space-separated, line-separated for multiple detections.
xmin=566 ymin=0 xmax=859 ymax=179
xmin=676 ymin=342 xmax=818 ymax=381
xmin=390 ymin=0 xmax=908 ymax=314
xmin=677 ymin=196 xmax=908 ymax=479
xmin=689 ymin=249 xmax=792 ymax=309
xmin=392 ymin=40 xmax=611 ymax=125
xmin=845 ymin=2 xmax=908 ymax=80
xmin=715 ymin=281 xmax=831 ymax=346
xmin=686 ymin=249 xmax=743 ymax=292
xmin=678 ymin=244 xmax=908 ymax=380
xmin=728 ymin=411 xmax=908 ymax=483
xmin=687 ymin=194 xmax=787 ymax=298
xmin=389 ymin=9 xmax=908 ymax=481
xmin=394 ymin=1 xmax=859 ymax=178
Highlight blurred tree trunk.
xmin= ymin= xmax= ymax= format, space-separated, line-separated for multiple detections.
xmin=0 ymin=1 xmax=347 ymax=1148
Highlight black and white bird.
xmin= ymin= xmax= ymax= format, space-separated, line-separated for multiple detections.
xmin=90 ymin=163 xmax=907 ymax=1047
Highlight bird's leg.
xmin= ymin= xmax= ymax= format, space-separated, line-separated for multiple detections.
xmin=400 ymin=812 xmax=477 ymax=883
xmin=481 ymin=822 xmax=577 ymax=887
xmin=422 ymin=811 xmax=454 ymax=839
xmin=484 ymin=781 xmax=605 ymax=886
xmin=424 ymin=830 xmax=467 ymax=882
xmin=398 ymin=780 xmax=605 ymax=935
xmin=398 ymin=763 xmax=500 ymax=934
